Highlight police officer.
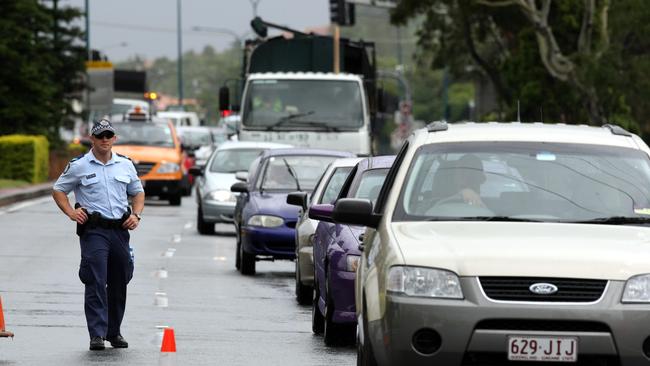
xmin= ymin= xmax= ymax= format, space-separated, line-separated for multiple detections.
xmin=52 ymin=119 xmax=145 ymax=351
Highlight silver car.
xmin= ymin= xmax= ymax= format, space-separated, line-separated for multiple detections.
xmin=287 ymin=157 xmax=361 ymax=304
xmin=193 ymin=141 xmax=291 ymax=235
xmin=335 ymin=122 xmax=650 ymax=365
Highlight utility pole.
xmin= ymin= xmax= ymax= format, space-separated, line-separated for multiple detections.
xmin=333 ymin=25 xmax=340 ymax=74
xmin=85 ymin=0 xmax=90 ymax=60
xmin=177 ymin=0 xmax=183 ymax=107
xmin=249 ymin=0 xmax=261 ymax=17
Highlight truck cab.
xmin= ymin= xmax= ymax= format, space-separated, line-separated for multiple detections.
xmin=238 ymin=72 xmax=371 ymax=155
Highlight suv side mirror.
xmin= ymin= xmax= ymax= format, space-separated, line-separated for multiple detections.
xmin=189 ymin=165 xmax=203 ymax=177
xmin=308 ymin=203 xmax=334 ymax=223
xmin=287 ymin=192 xmax=308 ymax=211
xmin=235 ymin=171 xmax=249 ymax=182
xmin=219 ymin=86 xmax=230 ymax=112
xmin=230 ymin=181 xmax=248 ymax=193
xmin=333 ymin=198 xmax=380 ymax=228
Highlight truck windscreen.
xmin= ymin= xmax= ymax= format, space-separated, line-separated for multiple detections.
xmin=242 ymin=80 xmax=363 ymax=130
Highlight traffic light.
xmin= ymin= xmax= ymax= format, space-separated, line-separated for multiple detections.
xmin=330 ymin=0 xmax=355 ymax=26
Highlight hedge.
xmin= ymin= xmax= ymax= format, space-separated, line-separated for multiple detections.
xmin=0 ymin=135 xmax=49 ymax=183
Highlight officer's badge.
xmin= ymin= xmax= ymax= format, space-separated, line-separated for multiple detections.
xmin=100 ymin=120 xmax=109 ymax=126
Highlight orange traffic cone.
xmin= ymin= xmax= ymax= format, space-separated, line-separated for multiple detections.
xmin=0 ymin=296 xmax=14 ymax=338
xmin=159 ymin=327 xmax=176 ymax=365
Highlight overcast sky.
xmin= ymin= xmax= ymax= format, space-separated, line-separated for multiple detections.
xmin=61 ymin=0 xmax=329 ymax=62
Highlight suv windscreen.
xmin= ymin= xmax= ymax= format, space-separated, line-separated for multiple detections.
xmin=242 ymin=80 xmax=363 ymax=130
xmin=258 ymin=155 xmax=340 ymax=191
xmin=113 ymin=123 xmax=174 ymax=147
xmin=394 ymin=142 xmax=650 ymax=222
xmin=209 ymin=148 xmax=264 ymax=173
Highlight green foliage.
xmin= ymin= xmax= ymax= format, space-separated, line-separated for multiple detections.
xmin=0 ymin=1 xmax=85 ymax=143
xmin=0 ymin=135 xmax=49 ymax=183
xmin=66 ymin=142 xmax=87 ymax=156
xmin=391 ymin=0 xmax=650 ymax=130
xmin=116 ymin=44 xmax=242 ymax=124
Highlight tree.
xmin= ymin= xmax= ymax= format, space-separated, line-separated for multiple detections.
xmin=391 ymin=0 xmax=645 ymax=128
xmin=0 ymin=0 xmax=85 ymax=144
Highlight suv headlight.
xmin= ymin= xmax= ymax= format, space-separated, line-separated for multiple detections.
xmin=208 ymin=190 xmax=235 ymax=202
xmin=346 ymin=255 xmax=360 ymax=272
xmin=157 ymin=162 xmax=180 ymax=173
xmin=622 ymin=274 xmax=650 ymax=303
xmin=387 ymin=266 xmax=463 ymax=299
xmin=247 ymin=215 xmax=284 ymax=228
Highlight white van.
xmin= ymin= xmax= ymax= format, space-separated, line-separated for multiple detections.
xmin=157 ymin=111 xmax=201 ymax=127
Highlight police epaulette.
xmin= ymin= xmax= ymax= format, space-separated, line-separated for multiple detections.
xmin=69 ymin=153 xmax=85 ymax=163
xmin=116 ymin=153 xmax=132 ymax=161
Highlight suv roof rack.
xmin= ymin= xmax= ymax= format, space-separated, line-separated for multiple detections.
xmin=426 ymin=121 xmax=448 ymax=132
xmin=603 ymin=124 xmax=632 ymax=137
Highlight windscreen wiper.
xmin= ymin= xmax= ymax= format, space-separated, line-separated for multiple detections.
xmin=570 ymin=216 xmax=650 ymax=225
xmin=267 ymin=111 xmax=315 ymax=130
xmin=425 ymin=216 xmax=544 ymax=222
xmin=282 ymin=158 xmax=301 ymax=191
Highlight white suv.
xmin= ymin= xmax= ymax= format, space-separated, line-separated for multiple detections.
xmin=334 ymin=122 xmax=650 ymax=366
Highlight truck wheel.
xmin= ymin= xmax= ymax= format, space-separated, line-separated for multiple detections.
xmin=169 ymin=194 xmax=181 ymax=206
xmin=295 ymin=260 xmax=313 ymax=305
xmin=197 ymin=206 xmax=214 ymax=235
xmin=240 ymin=244 xmax=255 ymax=275
xmin=311 ymin=277 xmax=324 ymax=335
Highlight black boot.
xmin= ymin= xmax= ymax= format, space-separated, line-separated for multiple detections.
xmin=89 ymin=336 xmax=105 ymax=350
xmin=106 ymin=334 xmax=129 ymax=348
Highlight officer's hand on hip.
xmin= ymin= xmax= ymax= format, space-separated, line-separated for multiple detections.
xmin=70 ymin=207 xmax=88 ymax=224
xmin=122 ymin=214 xmax=140 ymax=231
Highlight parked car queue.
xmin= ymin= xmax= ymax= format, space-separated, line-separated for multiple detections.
xmin=190 ymin=121 xmax=650 ymax=366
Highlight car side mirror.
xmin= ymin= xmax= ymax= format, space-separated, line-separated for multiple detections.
xmin=189 ymin=165 xmax=203 ymax=177
xmin=235 ymin=171 xmax=249 ymax=182
xmin=308 ymin=203 xmax=334 ymax=223
xmin=230 ymin=181 xmax=248 ymax=193
xmin=333 ymin=198 xmax=380 ymax=228
xmin=287 ymin=191 xmax=308 ymax=211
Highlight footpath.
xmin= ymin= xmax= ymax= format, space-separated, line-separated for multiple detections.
xmin=0 ymin=182 xmax=53 ymax=207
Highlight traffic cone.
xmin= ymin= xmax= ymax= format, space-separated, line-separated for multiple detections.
xmin=159 ymin=327 xmax=176 ymax=366
xmin=0 ymin=296 xmax=14 ymax=338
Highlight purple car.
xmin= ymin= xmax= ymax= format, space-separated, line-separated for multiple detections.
xmin=309 ymin=155 xmax=395 ymax=346
xmin=231 ymin=148 xmax=354 ymax=275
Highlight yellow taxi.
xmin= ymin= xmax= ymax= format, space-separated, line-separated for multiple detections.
xmin=111 ymin=112 xmax=185 ymax=205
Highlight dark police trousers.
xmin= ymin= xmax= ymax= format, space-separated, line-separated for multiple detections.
xmin=78 ymin=227 xmax=134 ymax=338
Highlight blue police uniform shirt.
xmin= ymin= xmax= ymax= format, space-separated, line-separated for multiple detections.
xmin=54 ymin=151 xmax=144 ymax=219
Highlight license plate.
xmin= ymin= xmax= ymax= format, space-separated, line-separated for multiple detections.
xmin=508 ymin=336 xmax=578 ymax=362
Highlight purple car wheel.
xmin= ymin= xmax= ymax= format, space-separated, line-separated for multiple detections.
xmin=323 ymin=274 xmax=355 ymax=346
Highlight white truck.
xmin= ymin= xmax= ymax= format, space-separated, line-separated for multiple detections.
xmin=237 ymin=72 xmax=372 ymax=155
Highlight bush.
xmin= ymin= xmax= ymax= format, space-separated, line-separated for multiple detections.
xmin=0 ymin=135 xmax=49 ymax=183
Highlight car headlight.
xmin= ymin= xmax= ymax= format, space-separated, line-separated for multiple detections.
xmin=157 ymin=162 xmax=180 ymax=173
xmin=208 ymin=190 xmax=235 ymax=202
xmin=346 ymin=255 xmax=360 ymax=272
xmin=622 ymin=274 xmax=650 ymax=303
xmin=247 ymin=215 xmax=284 ymax=228
xmin=387 ymin=266 xmax=463 ymax=299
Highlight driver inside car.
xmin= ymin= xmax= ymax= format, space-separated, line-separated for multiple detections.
xmin=433 ymin=154 xmax=487 ymax=207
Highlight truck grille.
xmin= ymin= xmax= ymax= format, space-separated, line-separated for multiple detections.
xmin=479 ymin=277 xmax=607 ymax=303
xmin=135 ymin=162 xmax=156 ymax=176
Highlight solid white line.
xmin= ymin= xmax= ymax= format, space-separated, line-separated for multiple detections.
xmin=0 ymin=196 xmax=51 ymax=215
